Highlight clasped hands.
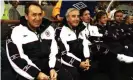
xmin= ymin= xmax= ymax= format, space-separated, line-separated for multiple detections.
xmin=37 ymin=69 xmax=57 ymax=80
xmin=79 ymin=59 xmax=91 ymax=71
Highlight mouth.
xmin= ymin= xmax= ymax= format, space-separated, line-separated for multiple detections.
xmin=34 ymin=22 xmax=41 ymax=25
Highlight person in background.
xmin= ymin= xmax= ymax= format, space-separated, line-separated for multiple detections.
xmin=9 ymin=1 xmax=21 ymax=20
xmin=52 ymin=0 xmax=63 ymax=21
xmin=95 ymin=11 xmax=133 ymax=80
xmin=114 ymin=10 xmax=124 ymax=25
xmin=41 ymin=1 xmax=55 ymax=20
xmin=80 ymin=8 xmax=102 ymax=42
xmin=80 ymin=8 xmax=110 ymax=80
xmin=125 ymin=15 xmax=133 ymax=25
xmin=119 ymin=15 xmax=133 ymax=80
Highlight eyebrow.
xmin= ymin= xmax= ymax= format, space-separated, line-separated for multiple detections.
xmin=32 ymin=12 xmax=42 ymax=14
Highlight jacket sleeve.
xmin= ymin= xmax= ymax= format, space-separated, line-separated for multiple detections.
xmin=6 ymin=28 xmax=40 ymax=80
xmin=55 ymin=27 xmax=81 ymax=68
xmin=49 ymin=26 xmax=60 ymax=69
xmin=81 ymin=29 xmax=91 ymax=60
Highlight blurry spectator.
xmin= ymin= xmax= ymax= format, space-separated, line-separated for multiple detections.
xmin=95 ymin=1 xmax=108 ymax=13
xmin=52 ymin=0 xmax=63 ymax=21
xmin=41 ymin=1 xmax=56 ymax=20
xmin=40 ymin=1 xmax=48 ymax=17
xmin=108 ymin=2 xmax=119 ymax=20
xmin=9 ymin=1 xmax=21 ymax=20
xmin=114 ymin=10 xmax=124 ymax=24
xmin=125 ymin=15 xmax=133 ymax=25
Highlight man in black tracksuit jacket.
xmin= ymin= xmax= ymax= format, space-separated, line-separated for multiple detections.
xmin=6 ymin=2 xmax=72 ymax=80
xmin=89 ymin=11 xmax=122 ymax=80
xmin=117 ymin=15 xmax=133 ymax=80
xmin=94 ymin=10 xmax=133 ymax=80
xmin=55 ymin=8 xmax=91 ymax=80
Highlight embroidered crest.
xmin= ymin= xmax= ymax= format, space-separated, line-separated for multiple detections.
xmin=45 ymin=30 xmax=50 ymax=37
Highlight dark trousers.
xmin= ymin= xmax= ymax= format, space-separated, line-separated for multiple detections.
xmin=62 ymin=64 xmax=80 ymax=80
xmin=120 ymin=63 xmax=133 ymax=80
xmin=17 ymin=65 xmax=74 ymax=80
xmin=62 ymin=63 xmax=110 ymax=80
xmin=89 ymin=43 xmax=121 ymax=80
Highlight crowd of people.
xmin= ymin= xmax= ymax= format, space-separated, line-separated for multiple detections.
xmin=1 ymin=1 xmax=133 ymax=80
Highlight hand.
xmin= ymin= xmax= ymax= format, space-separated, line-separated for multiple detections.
xmin=37 ymin=72 xmax=49 ymax=80
xmin=84 ymin=59 xmax=91 ymax=71
xmin=50 ymin=69 xmax=57 ymax=80
xmin=56 ymin=15 xmax=63 ymax=21
xmin=80 ymin=60 xmax=90 ymax=70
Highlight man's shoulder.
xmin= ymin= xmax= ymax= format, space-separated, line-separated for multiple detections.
xmin=9 ymin=7 xmax=16 ymax=11
xmin=11 ymin=24 xmax=25 ymax=33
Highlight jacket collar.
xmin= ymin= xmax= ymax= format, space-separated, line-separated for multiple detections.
xmin=20 ymin=16 xmax=52 ymax=34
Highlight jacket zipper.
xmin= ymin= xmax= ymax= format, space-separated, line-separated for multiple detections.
xmin=34 ymin=32 xmax=42 ymax=42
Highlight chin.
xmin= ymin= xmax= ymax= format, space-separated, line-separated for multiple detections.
xmin=34 ymin=25 xmax=40 ymax=28
xmin=73 ymin=25 xmax=78 ymax=27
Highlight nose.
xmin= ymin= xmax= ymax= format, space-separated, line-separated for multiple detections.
xmin=76 ymin=16 xmax=80 ymax=21
xmin=36 ymin=15 xmax=40 ymax=20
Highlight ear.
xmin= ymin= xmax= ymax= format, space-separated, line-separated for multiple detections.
xmin=25 ymin=14 xmax=28 ymax=20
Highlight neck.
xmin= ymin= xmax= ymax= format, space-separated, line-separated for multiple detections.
xmin=125 ymin=22 xmax=129 ymax=25
xmin=27 ymin=22 xmax=37 ymax=32
xmin=98 ymin=22 xmax=105 ymax=27
xmin=67 ymin=23 xmax=76 ymax=30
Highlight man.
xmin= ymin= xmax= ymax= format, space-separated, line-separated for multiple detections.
xmin=80 ymin=8 xmax=121 ymax=80
xmin=9 ymin=1 xmax=21 ymax=20
xmin=6 ymin=2 xmax=70 ymax=80
xmin=125 ymin=15 xmax=133 ymax=25
xmin=80 ymin=10 xmax=132 ymax=80
xmin=114 ymin=10 xmax=124 ymax=24
xmin=95 ymin=11 xmax=133 ymax=80
xmin=55 ymin=8 xmax=90 ymax=80
xmin=119 ymin=15 xmax=133 ymax=80
xmin=80 ymin=8 xmax=103 ymax=42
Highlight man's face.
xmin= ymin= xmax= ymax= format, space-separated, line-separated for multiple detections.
xmin=81 ymin=10 xmax=91 ymax=23
xmin=99 ymin=14 xmax=108 ymax=25
xmin=12 ymin=1 xmax=19 ymax=8
xmin=127 ymin=16 xmax=133 ymax=24
xmin=25 ymin=5 xmax=43 ymax=29
xmin=115 ymin=12 xmax=123 ymax=23
xmin=67 ymin=10 xmax=80 ymax=27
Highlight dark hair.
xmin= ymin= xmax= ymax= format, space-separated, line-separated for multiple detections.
xmin=79 ymin=8 xmax=89 ymax=16
xmin=25 ymin=2 xmax=42 ymax=15
xmin=95 ymin=10 xmax=107 ymax=22
xmin=114 ymin=10 xmax=123 ymax=18
xmin=10 ymin=1 xmax=18 ymax=6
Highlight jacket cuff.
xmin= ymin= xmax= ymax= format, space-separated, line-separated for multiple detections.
xmin=62 ymin=55 xmax=80 ymax=68
xmin=50 ymin=58 xmax=62 ymax=71
xmin=26 ymin=66 xmax=40 ymax=79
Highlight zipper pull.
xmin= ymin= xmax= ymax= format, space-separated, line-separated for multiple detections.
xmin=38 ymin=34 xmax=42 ymax=42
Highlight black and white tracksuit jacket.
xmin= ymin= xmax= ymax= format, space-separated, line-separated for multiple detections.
xmin=83 ymin=22 xmax=103 ymax=43
xmin=55 ymin=22 xmax=90 ymax=68
xmin=6 ymin=17 xmax=58 ymax=80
